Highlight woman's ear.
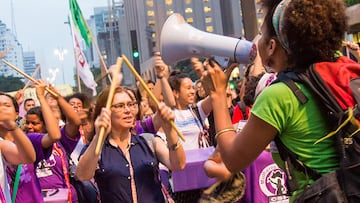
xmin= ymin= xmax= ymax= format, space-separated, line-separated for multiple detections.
xmin=268 ymin=38 xmax=277 ymax=56
xmin=173 ymin=90 xmax=179 ymax=100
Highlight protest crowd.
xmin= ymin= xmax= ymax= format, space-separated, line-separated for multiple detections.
xmin=0 ymin=0 xmax=360 ymax=202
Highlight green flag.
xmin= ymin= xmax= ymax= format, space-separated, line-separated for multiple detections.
xmin=69 ymin=0 xmax=92 ymax=46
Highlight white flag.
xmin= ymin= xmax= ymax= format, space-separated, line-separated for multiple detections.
xmin=69 ymin=15 xmax=97 ymax=96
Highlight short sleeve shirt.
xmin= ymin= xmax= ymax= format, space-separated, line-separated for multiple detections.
xmin=174 ymin=101 xmax=207 ymax=150
xmin=37 ymin=127 xmax=79 ymax=203
xmin=7 ymin=133 xmax=52 ymax=203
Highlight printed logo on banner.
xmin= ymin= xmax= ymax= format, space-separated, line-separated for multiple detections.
xmin=259 ymin=163 xmax=287 ymax=197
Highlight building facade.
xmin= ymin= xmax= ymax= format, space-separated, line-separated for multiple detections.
xmin=87 ymin=0 xmax=260 ymax=85
xmin=23 ymin=51 xmax=41 ymax=80
xmin=0 ymin=20 xmax=24 ymax=77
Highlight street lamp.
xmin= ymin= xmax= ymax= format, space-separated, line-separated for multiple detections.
xmin=54 ymin=48 xmax=68 ymax=85
xmin=46 ymin=68 xmax=59 ymax=85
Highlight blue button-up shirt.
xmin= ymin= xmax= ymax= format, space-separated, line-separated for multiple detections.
xmin=94 ymin=134 xmax=165 ymax=203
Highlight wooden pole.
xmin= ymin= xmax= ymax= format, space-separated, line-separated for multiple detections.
xmin=2 ymin=59 xmax=59 ymax=97
xmin=22 ymin=64 xmax=41 ymax=90
xmin=73 ymin=48 xmax=82 ymax=93
xmin=81 ymin=12 xmax=112 ymax=86
xmin=122 ymin=55 xmax=185 ymax=142
xmin=95 ymin=57 xmax=123 ymax=155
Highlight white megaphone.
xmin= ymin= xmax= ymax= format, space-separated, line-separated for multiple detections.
xmin=160 ymin=13 xmax=257 ymax=67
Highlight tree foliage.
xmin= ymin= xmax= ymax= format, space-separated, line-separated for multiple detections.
xmin=0 ymin=75 xmax=25 ymax=92
xmin=345 ymin=0 xmax=360 ymax=6
xmin=172 ymin=59 xmax=200 ymax=82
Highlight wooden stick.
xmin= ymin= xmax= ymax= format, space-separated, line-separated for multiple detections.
xmin=122 ymin=55 xmax=185 ymax=142
xmin=23 ymin=64 xmax=41 ymax=90
xmin=95 ymin=57 xmax=123 ymax=155
xmin=1 ymin=59 xmax=59 ymax=97
xmin=95 ymin=71 xmax=111 ymax=83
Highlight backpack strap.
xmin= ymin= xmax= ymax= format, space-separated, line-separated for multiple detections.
xmin=189 ymin=104 xmax=205 ymax=130
xmin=276 ymin=72 xmax=308 ymax=104
xmin=274 ymin=136 xmax=322 ymax=179
xmin=273 ymin=71 xmax=322 ymax=194
xmin=11 ymin=165 xmax=22 ymax=203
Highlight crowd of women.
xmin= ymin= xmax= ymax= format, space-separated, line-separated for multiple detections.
xmin=0 ymin=0 xmax=360 ymax=202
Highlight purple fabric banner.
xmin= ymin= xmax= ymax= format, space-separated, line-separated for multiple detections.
xmin=238 ymin=150 xmax=288 ymax=203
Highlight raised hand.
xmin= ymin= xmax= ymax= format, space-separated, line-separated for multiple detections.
xmin=14 ymin=89 xmax=24 ymax=105
xmin=0 ymin=119 xmax=17 ymax=133
xmin=190 ymin=57 xmax=205 ymax=78
xmin=94 ymin=108 xmax=111 ymax=136
xmin=34 ymin=79 xmax=48 ymax=99
xmin=156 ymin=102 xmax=174 ymax=131
xmin=202 ymin=59 xmax=238 ymax=95
xmin=154 ymin=52 xmax=170 ymax=79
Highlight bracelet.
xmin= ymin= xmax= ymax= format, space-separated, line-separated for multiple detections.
xmin=167 ymin=140 xmax=181 ymax=151
xmin=215 ymin=128 xmax=235 ymax=139
xmin=156 ymin=75 xmax=163 ymax=79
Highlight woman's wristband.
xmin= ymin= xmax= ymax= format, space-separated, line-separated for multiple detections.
xmin=215 ymin=128 xmax=235 ymax=139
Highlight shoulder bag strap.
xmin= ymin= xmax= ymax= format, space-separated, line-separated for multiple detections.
xmin=11 ymin=164 xmax=22 ymax=203
xmin=53 ymin=143 xmax=73 ymax=203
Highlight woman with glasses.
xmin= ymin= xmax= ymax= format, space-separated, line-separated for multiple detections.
xmin=76 ymin=86 xmax=185 ymax=203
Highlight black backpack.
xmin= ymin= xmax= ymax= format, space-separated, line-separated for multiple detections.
xmin=273 ymin=56 xmax=360 ymax=202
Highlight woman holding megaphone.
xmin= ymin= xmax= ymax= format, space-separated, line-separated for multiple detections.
xmin=203 ymin=0 xmax=354 ymax=202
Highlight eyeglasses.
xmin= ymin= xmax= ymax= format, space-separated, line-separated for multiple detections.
xmin=111 ymin=102 xmax=137 ymax=112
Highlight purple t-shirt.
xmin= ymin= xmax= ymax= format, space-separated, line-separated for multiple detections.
xmin=37 ymin=127 xmax=80 ymax=203
xmin=134 ymin=117 xmax=156 ymax=134
xmin=7 ymin=133 xmax=52 ymax=203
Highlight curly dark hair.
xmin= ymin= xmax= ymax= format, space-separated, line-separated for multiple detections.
xmin=261 ymin=0 xmax=347 ymax=69
xmin=283 ymin=0 xmax=347 ymax=69
xmin=65 ymin=92 xmax=91 ymax=109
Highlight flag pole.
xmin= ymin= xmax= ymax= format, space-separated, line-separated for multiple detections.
xmin=69 ymin=0 xmax=107 ymax=93
xmin=75 ymin=49 xmax=82 ymax=93
xmin=68 ymin=16 xmax=82 ymax=93
xmin=80 ymin=11 xmax=112 ymax=86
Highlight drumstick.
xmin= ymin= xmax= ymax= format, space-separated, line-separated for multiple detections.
xmin=1 ymin=59 xmax=58 ymax=98
xmin=95 ymin=57 xmax=123 ymax=155
xmin=122 ymin=55 xmax=185 ymax=142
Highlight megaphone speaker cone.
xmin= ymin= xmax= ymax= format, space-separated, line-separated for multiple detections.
xmin=160 ymin=13 xmax=256 ymax=66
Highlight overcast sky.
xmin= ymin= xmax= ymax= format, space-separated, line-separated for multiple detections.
xmin=0 ymin=0 xmax=107 ymax=86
